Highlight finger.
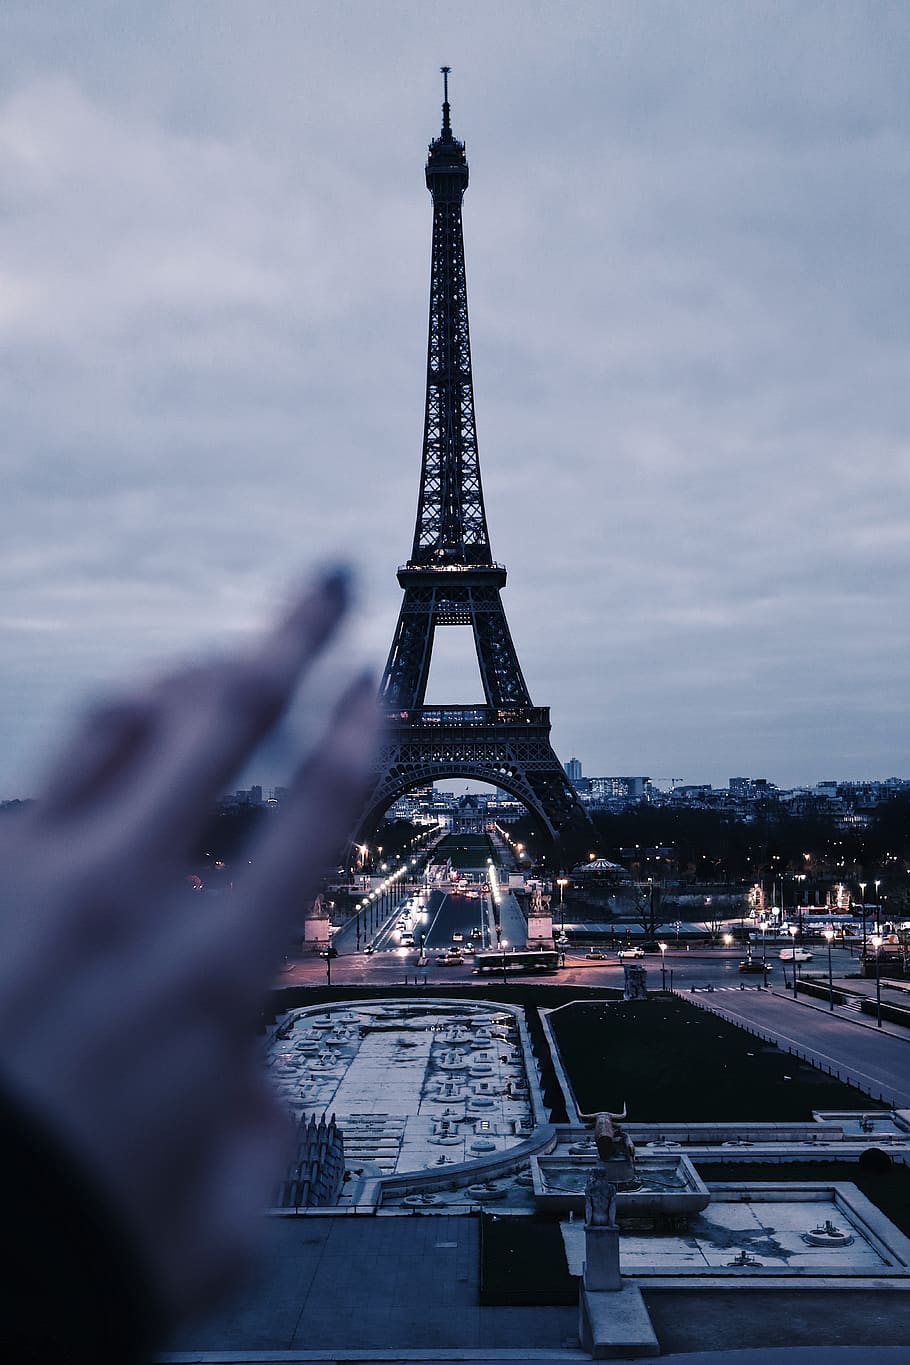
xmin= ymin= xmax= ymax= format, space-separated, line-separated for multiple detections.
xmin=94 ymin=567 xmax=351 ymax=860
xmin=161 ymin=1090 xmax=292 ymax=1318
xmin=215 ymin=672 xmax=380 ymax=997
xmin=34 ymin=697 xmax=153 ymax=823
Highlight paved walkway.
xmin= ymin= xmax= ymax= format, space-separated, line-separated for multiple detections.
xmin=161 ymin=1214 xmax=910 ymax=1362
xmin=494 ymin=889 xmax=529 ymax=948
xmin=165 ymin=1216 xmax=580 ymax=1357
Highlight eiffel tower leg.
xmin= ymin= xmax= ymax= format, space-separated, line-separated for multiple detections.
xmin=379 ymin=589 xmax=435 ymax=709
xmin=469 ymin=587 xmax=532 ymax=708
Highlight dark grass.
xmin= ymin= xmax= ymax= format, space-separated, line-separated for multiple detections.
xmin=548 ymin=998 xmax=885 ymax=1121
xmin=644 ymin=1288 xmax=910 ymax=1354
xmin=696 ymin=1160 xmax=910 ymax=1238
xmin=479 ymin=1213 xmax=577 ymax=1305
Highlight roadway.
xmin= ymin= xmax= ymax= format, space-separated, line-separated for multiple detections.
xmin=278 ymin=933 xmax=910 ymax=1110
xmin=366 ymin=886 xmax=495 ymax=958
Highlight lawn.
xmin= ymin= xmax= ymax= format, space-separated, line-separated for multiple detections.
xmin=548 ymin=998 xmax=884 ymax=1121
xmin=479 ymin=1213 xmax=577 ymax=1305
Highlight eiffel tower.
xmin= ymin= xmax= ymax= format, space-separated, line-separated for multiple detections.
xmin=357 ymin=71 xmax=588 ymax=841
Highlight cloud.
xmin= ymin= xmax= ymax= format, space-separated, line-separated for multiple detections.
xmin=1 ymin=3 xmax=910 ymax=794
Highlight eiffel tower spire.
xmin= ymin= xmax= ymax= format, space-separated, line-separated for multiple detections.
xmin=357 ymin=75 xmax=589 ymax=841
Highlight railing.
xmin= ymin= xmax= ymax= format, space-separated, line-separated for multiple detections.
xmin=384 ymin=705 xmax=549 ymax=728
xmin=397 ymin=561 xmax=507 ymax=574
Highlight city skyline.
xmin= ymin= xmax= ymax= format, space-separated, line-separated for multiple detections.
xmin=3 ymin=5 xmax=910 ymax=797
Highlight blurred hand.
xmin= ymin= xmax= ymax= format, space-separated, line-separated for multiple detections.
xmin=0 ymin=569 xmax=377 ymax=1319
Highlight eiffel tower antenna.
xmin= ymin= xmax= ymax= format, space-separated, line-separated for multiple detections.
xmin=441 ymin=65 xmax=451 ymax=136
xmin=355 ymin=80 xmax=589 ymax=840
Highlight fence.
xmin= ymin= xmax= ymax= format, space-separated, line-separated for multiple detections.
xmin=275 ymin=1112 xmax=346 ymax=1210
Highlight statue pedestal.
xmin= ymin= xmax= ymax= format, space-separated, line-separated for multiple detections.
xmin=303 ymin=915 xmax=331 ymax=951
xmin=623 ymin=962 xmax=648 ymax=1000
xmin=526 ymin=911 xmax=552 ymax=948
xmin=583 ymin=1223 xmax=621 ymax=1292
xmin=579 ymin=1285 xmax=659 ymax=1359
xmin=598 ymin=1156 xmax=634 ymax=1183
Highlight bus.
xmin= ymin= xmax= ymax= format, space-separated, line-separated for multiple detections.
xmin=473 ymin=948 xmax=559 ymax=975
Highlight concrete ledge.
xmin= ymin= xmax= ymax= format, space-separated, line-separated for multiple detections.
xmin=578 ymin=1283 xmax=659 ymax=1359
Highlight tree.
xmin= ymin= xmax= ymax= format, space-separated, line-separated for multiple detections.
xmin=632 ymin=878 xmax=670 ymax=938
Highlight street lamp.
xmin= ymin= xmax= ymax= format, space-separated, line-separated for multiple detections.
xmin=858 ymin=882 xmax=867 ymax=961
xmin=788 ymin=924 xmax=799 ymax=998
xmin=870 ymin=933 xmax=883 ymax=1027
xmin=758 ymin=918 xmax=768 ymax=972
xmin=556 ymin=877 xmax=569 ymax=934
xmin=874 ymin=880 xmax=882 ymax=934
xmin=659 ymin=941 xmax=668 ymax=991
xmin=823 ymin=928 xmax=835 ymax=1011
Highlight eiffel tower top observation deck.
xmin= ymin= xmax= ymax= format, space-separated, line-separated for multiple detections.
xmin=357 ymin=72 xmax=589 ymax=840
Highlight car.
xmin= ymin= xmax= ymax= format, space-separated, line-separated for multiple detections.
xmin=452 ymin=932 xmax=463 ymax=943
xmin=446 ymin=951 xmax=464 ymax=964
xmin=319 ymin=946 xmax=338 ymax=959
xmin=470 ymin=927 xmax=483 ymax=941
xmin=363 ymin=943 xmax=376 ymax=955
xmin=585 ymin=950 xmax=608 ymax=960
xmin=434 ymin=953 xmax=449 ymax=965
xmin=640 ymin=941 xmax=663 ymax=953
xmin=617 ymin=945 xmax=645 ymax=959
xmin=738 ymin=958 xmax=771 ymax=973
xmin=778 ymin=948 xmax=813 ymax=962
xmin=400 ymin=932 xmax=415 ymax=947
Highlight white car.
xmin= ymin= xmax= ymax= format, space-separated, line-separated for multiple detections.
xmin=617 ymin=946 xmax=645 ymax=959
xmin=779 ymin=947 xmax=813 ymax=962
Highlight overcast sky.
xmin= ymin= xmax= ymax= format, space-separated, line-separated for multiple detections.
xmin=2 ymin=2 xmax=909 ymax=797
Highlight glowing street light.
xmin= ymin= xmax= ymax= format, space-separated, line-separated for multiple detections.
xmin=823 ymin=928 xmax=835 ymax=1011
xmin=658 ymin=941 xmax=668 ymax=991
xmin=556 ymin=877 xmax=569 ymax=934
xmin=870 ymin=933 xmax=883 ymax=1027
xmin=788 ymin=924 xmax=799 ymax=998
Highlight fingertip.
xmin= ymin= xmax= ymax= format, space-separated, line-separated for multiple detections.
xmin=278 ymin=566 xmax=353 ymax=650
xmin=319 ymin=564 xmax=352 ymax=607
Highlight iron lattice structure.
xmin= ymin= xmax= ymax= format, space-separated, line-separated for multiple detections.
xmin=358 ymin=73 xmax=588 ymax=840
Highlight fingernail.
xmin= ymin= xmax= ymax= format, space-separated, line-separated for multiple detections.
xmin=319 ymin=565 xmax=352 ymax=608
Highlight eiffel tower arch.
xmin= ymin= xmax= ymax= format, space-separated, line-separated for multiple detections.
xmin=357 ymin=72 xmax=589 ymax=843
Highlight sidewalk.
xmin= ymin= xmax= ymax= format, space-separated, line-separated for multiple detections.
xmin=494 ymin=889 xmax=529 ymax=948
xmin=786 ymin=970 xmax=910 ymax=1043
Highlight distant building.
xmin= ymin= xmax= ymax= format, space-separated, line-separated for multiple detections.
xmin=583 ymin=776 xmax=652 ymax=807
xmin=729 ymin=777 xmax=776 ymax=799
xmin=564 ymin=756 xmax=583 ymax=783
